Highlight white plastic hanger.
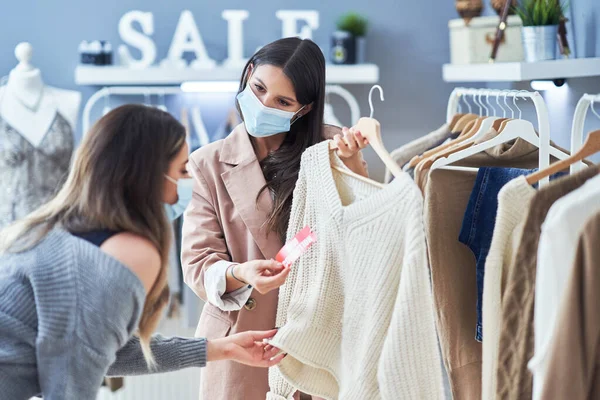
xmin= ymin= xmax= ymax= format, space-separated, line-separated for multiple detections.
xmin=431 ymin=91 xmax=570 ymax=173
xmin=527 ymin=98 xmax=600 ymax=184
xmin=569 ymin=93 xmax=600 ymax=173
xmin=467 ymin=92 xmax=501 ymax=143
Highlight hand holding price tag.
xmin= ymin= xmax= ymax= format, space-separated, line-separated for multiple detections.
xmin=275 ymin=226 xmax=317 ymax=268
xmin=234 ymin=227 xmax=316 ymax=295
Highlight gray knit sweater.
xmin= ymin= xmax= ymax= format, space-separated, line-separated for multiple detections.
xmin=0 ymin=229 xmax=207 ymax=400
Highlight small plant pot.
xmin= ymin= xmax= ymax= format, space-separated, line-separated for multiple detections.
xmin=522 ymin=25 xmax=558 ymax=62
xmin=331 ymin=31 xmax=356 ymax=65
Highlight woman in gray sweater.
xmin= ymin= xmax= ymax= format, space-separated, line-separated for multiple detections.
xmin=0 ymin=104 xmax=286 ymax=400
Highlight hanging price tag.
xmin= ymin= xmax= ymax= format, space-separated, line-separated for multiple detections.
xmin=275 ymin=226 xmax=317 ymax=268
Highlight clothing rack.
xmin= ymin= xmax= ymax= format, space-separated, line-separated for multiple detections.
xmin=82 ymin=85 xmax=360 ymax=134
xmin=325 ymin=84 xmax=360 ymax=126
xmin=447 ymin=87 xmax=551 ymax=184
xmin=82 ymin=86 xmax=182 ymax=133
xmin=570 ymin=93 xmax=600 ymax=173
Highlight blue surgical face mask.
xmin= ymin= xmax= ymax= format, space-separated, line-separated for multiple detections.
xmin=164 ymin=174 xmax=194 ymax=221
xmin=236 ymin=84 xmax=306 ymax=137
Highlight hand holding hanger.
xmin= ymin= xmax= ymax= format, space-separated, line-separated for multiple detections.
xmin=329 ymin=85 xmax=403 ymax=188
xmin=332 ymin=126 xmax=369 ymax=160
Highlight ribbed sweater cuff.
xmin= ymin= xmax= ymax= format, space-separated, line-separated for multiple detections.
xmin=266 ymin=392 xmax=294 ymax=400
xmin=269 ymin=323 xmax=340 ymax=399
xmin=177 ymin=338 xmax=207 ymax=368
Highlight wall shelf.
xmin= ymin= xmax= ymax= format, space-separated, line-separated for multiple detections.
xmin=75 ymin=64 xmax=380 ymax=86
xmin=443 ymin=57 xmax=600 ymax=82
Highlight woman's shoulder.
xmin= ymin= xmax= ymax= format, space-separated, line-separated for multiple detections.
xmin=100 ymin=232 xmax=160 ymax=293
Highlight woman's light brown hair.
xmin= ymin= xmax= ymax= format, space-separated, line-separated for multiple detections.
xmin=0 ymin=104 xmax=187 ymax=365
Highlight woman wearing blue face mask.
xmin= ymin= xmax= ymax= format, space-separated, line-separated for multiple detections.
xmin=0 ymin=104 xmax=285 ymax=400
xmin=182 ymin=38 xmax=369 ymax=400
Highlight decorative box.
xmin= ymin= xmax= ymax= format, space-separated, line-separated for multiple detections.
xmin=449 ymin=15 xmax=524 ymax=64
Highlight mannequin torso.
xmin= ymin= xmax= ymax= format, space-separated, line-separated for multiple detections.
xmin=0 ymin=42 xmax=81 ymax=147
xmin=0 ymin=79 xmax=81 ymax=148
xmin=0 ymin=42 xmax=81 ymax=228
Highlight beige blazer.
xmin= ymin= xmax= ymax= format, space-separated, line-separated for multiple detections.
xmin=182 ymin=123 xmax=341 ymax=400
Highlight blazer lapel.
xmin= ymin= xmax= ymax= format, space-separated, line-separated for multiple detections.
xmin=220 ymin=125 xmax=283 ymax=259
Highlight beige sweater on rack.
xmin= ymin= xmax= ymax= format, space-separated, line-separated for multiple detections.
xmin=481 ymin=176 xmax=536 ymax=400
xmin=266 ymin=141 xmax=444 ymax=400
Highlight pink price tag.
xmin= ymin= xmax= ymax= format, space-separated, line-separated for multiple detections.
xmin=275 ymin=226 xmax=317 ymax=268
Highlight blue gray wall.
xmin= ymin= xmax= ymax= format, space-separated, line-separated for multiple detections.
xmin=0 ymin=0 xmax=598 ymax=178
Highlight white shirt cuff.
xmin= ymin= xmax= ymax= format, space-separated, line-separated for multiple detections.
xmin=204 ymin=260 xmax=253 ymax=311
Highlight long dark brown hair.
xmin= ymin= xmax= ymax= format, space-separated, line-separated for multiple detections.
xmin=236 ymin=37 xmax=326 ymax=240
xmin=0 ymin=104 xmax=187 ymax=365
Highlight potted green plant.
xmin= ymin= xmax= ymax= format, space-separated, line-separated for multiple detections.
xmin=331 ymin=12 xmax=369 ymax=65
xmin=513 ymin=0 xmax=567 ymax=62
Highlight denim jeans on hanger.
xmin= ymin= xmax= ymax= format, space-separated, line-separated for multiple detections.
xmin=459 ymin=167 xmax=568 ymax=342
xmin=459 ymin=167 xmax=535 ymax=342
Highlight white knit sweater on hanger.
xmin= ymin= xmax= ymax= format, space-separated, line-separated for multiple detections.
xmin=266 ymin=141 xmax=444 ymax=400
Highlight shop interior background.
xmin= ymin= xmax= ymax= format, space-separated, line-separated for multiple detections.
xmin=3 ymin=1 xmax=600 ymax=399
xmin=2 ymin=0 xmax=600 ymax=178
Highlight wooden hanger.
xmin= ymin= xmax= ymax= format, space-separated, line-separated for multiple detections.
xmin=452 ymin=93 xmax=479 ymax=133
xmin=496 ymin=91 xmax=526 ymax=133
xmin=461 ymin=116 xmax=489 ymax=138
xmin=489 ymin=92 xmax=512 ymax=132
xmin=448 ymin=112 xmax=465 ymax=131
xmin=431 ymin=113 xmax=569 ymax=172
xmin=423 ymin=115 xmax=510 ymax=170
xmin=413 ymin=117 xmax=483 ymax=167
xmin=419 ymin=115 xmax=492 ymax=170
xmin=526 ymin=129 xmax=600 ymax=185
xmin=406 ymin=93 xmax=492 ymax=168
xmin=405 ymin=118 xmax=478 ymax=169
xmin=464 ymin=94 xmax=510 ymax=143
xmin=492 ymin=117 xmax=508 ymax=131
xmin=452 ymin=113 xmax=478 ymax=134
xmin=329 ymin=85 xmax=399 ymax=188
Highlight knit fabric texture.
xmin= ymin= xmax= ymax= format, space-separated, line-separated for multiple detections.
xmin=266 ymin=141 xmax=444 ymax=400
xmin=496 ymin=165 xmax=599 ymax=400
xmin=385 ymin=123 xmax=451 ymax=183
xmin=481 ymin=176 xmax=535 ymax=400
xmin=0 ymin=229 xmax=207 ymax=399
xmin=538 ymin=211 xmax=600 ymax=400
